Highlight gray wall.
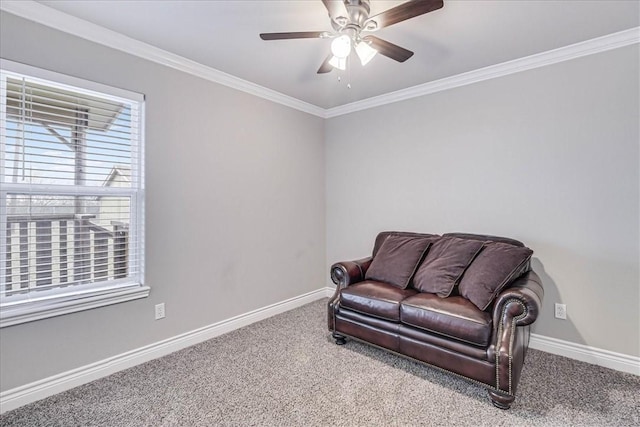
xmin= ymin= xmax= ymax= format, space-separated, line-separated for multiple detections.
xmin=0 ymin=12 xmax=326 ymax=391
xmin=1 ymin=10 xmax=638 ymax=395
xmin=326 ymin=45 xmax=639 ymax=357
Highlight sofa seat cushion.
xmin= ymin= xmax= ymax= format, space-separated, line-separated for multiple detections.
xmin=400 ymin=293 xmax=492 ymax=347
xmin=340 ymin=281 xmax=418 ymax=322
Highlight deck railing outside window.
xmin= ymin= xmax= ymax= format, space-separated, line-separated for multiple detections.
xmin=4 ymin=214 xmax=129 ymax=296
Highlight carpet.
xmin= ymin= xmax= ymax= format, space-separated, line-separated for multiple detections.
xmin=1 ymin=299 xmax=639 ymax=426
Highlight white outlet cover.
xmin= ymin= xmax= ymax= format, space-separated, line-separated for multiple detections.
xmin=554 ymin=303 xmax=566 ymax=319
xmin=155 ymin=303 xmax=165 ymax=320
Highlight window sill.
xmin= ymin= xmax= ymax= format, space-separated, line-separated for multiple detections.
xmin=0 ymin=285 xmax=150 ymax=328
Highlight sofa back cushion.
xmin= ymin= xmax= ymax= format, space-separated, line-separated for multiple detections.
xmin=412 ymin=236 xmax=485 ymax=297
xmin=458 ymin=242 xmax=533 ymax=310
xmin=365 ymin=235 xmax=434 ymax=289
xmin=443 ymin=232 xmax=525 ymax=247
xmin=372 ymin=231 xmax=439 ymax=258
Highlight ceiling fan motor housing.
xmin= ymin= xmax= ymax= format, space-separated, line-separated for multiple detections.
xmin=332 ymin=0 xmax=372 ymax=33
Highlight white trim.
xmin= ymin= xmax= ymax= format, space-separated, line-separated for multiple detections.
xmin=0 ymin=60 xmax=146 ymax=328
xmin=0 ymin=285 xmax=150 ymax=328
xmin=0 ymin=1 xmax=325 ymax=118
xmin=324 ymin=27 xmax=640 ymax=117
xmin=0 ymin=286 xmax=332 ymax=413
xmin=0 ymin=1 xmax=638 ymax=119
xmin=0 ymin=58 xmax=144 ymax=102
xmin=529 ymin=333 xmax=640 ymax=376
xmin=0 ymin=73 xmax=6 ymax=291
xmin=0 ymin=182 xmax=136 ymax=196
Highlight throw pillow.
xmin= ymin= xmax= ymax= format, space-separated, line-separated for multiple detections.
xmin=412 ymin=237 xmax=485 ymax=297
xmin=365 ymin=235 xmax=433 ymax=289
xmin=458 ymin=242 xmax=533 ymax=310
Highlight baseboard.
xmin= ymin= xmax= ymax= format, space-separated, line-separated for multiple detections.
xmin=0 ymin=286 xmax=334 ymax=414
xmin=529 ymin=333 xmax=640 ymax=375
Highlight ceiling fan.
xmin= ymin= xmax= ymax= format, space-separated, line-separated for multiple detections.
xmin=260 ymin=0 xmax=444 ymax=74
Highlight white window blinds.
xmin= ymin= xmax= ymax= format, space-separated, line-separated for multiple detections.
xmin=0 ymin=60 xmax=146 ymax=326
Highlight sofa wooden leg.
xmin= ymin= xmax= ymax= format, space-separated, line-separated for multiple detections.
xmin=488 ymin=389 xmax=514 ymax=409
xmin=332 ymin=333 xmax=347 ymax=345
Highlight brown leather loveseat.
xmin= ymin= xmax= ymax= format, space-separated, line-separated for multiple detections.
xmin=328 ymin=231 xmax=543 ymax=409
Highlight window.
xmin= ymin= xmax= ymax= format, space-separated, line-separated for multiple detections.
xmin=0 ymin=59 xmax=147 ymax=327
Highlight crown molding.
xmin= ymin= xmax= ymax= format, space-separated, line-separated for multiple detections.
xmin=325 ymin=26 xmax=640 ymax=118
xmin=0 ymin=0 xmax=326 ymax=118
xmin=1 ymin=1 xmax=638 ymax=120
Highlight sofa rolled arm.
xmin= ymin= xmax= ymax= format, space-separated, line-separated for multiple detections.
xmin=328 ymin=257 xmax=372 ymax=332
xmin=330 ymin=257 xmax=373 ymax=289
xmin=489 ymin=270 xmax=543 ymax=397
xmin=492 ymin=270 xmax=544 ymax=328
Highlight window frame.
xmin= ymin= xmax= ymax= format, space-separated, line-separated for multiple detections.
xmin=0 ymin=59 xmax=147 ymax=327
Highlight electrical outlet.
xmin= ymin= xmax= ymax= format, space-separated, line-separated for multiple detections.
xmin=554 ymin=303 xmax=566 ymax=320
xmin=155 ymin=303 xmax=165 ymax=320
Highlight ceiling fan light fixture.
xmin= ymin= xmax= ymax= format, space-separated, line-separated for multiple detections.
xmin=330 ymin=34 xmax=352 ymax=58
xmin=355 ymin=41 xmax=377 ymax=66
xmin=328 ymin=55 xmax=347 ymax=71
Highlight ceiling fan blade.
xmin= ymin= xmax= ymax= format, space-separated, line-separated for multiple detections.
xmin=317 ymin=54 xmax=334 ymax=74
xmin=321 ymin=0 xmax=348 ymax=20
xmin=260 ymin=32 xmax=326 ymax=40
xmin=367 ymin=0 xmax=443 ymax=29
xmin=364 ymin=36 xmax=414 ymax=62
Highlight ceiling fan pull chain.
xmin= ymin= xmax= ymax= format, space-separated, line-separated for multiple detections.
xmin=347 ymin=56 xmax=352 ymax=89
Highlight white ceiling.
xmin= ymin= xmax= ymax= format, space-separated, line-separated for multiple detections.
xmin=30 ymin=1 xmax=640 ymax=109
